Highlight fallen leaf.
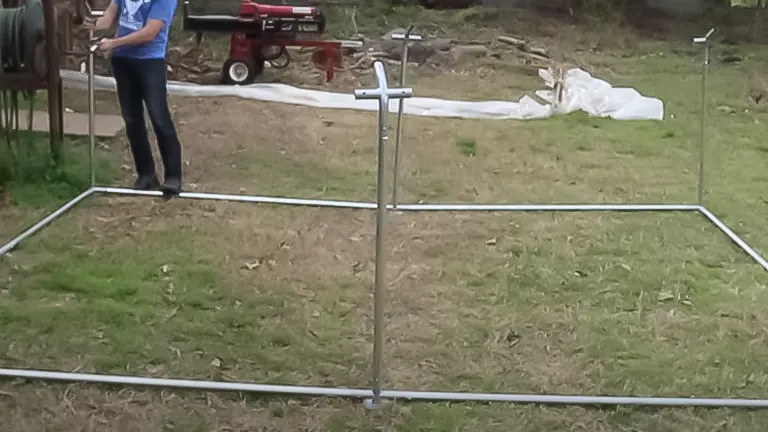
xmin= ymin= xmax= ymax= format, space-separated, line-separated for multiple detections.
xmin=739 ymin=373 xmax=756 ymax=388
xmin=210 ymin=358 xmax=222 ymax=368
xmin=352 ymin=261 xmax=365 ymax=273
xmin=242 ymin=260 xmax=262 ymax=270
xmin=657 ymin=291 xmax=675 ymax=302
xmin=167 ymin=346 xmax=182 ymax=358
xmin=503 ymin=330 xmax=521 ymax=346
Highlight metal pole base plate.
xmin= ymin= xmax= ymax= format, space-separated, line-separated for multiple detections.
xmin=363 ymin=397 xmax=394 ymax=410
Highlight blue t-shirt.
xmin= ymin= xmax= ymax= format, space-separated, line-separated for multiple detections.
xmin=111 ymin=0 xmax=176 ymax=59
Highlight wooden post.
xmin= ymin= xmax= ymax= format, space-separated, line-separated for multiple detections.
xmin=42 ymin=0 xmax=63 ymax=162
xmin=57 ymin=9 xmax=72 ymax=143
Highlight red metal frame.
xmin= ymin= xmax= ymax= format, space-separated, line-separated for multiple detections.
xmin=225 ymin=1 xmax=343 ymax=82
xmin=238 ymin=2 xmax=318 ymax=18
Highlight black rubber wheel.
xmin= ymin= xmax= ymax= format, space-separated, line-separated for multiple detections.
xmin=259 ymin=45 xmax=286 ymax=61
xmin=267 ymin=49 xmax=291 ymax=69
xmin=221 ymin=58 xmax=264 ymax=85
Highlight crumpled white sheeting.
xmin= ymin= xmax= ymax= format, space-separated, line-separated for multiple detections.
xmin=60 ymin=67 xmax=664 ymax=121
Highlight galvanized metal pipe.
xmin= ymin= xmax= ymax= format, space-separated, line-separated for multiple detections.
xmin=380 ymin=389 xmax=768 ymax=407
xmin=0 ymin=368 xmax=372 ymax=398
xmin=390 ymin=26 xmax=423 ymax=209
xmin=0 ymin=188 xmax=96 ymax=256
xmin=698 ymin=206 xmax=768 ymax=272
xmin=371 ymin=61 xmax=390 ymax=406
xmin=353 ymin=61 xmax=413 ymax=407
xmin=96 ymin=188 xmax=699 ymax=214
xmin=693 ymin=28 xmax=715 ymax=205
xmin=94 ymin=187 xmax=378 ymax=209
xmin=698 ymin=43 xmax=709 ymax=205
xmin=393 ymin=203 xmax=701 ymax=212
xmin=88 ymin=42 xmax=97 ymax=187
xmin=3 ymin=368 xmax=768 ymax=408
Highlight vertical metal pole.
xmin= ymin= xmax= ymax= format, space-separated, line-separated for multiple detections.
xmin=371 ymin=83 xmax=389 ymax=408
xmin=391 ymin=25 xmax=413 ymax=209
xmin=390 ymin=27 xmax=423 ymax=209
xmin=697 ymin=43 xmax=709 ymax=205
xmin=42 ymin=0 xmax=63 ymax=163
xmin=353 ymin=63 xmax=412 ymax=409
xmin=694 ymin=28 xmax=715 ymax=205
xmin=88 ymin=41 xmax=96 ymax=187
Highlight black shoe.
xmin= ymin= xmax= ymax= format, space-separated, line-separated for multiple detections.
xmin=134 ymin=174 xmax=160 ymax=190
xmin=160 ymin=177 xmax=182 ymax=196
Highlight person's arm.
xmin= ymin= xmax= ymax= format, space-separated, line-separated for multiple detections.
xmin=111 ymin=0 xmax=175 ymax=48
xmin=92 ymin=1 xmax=119 ymax=29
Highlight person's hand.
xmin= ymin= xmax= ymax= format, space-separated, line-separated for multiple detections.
xmin=97 ymin=38 xmax=119 ymax=52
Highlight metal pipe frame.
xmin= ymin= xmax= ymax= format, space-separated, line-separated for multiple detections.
xmin=3 ymin=54 xmax=768 ymax=410
xmin=3 ymin=191 xmax=768 ymax=408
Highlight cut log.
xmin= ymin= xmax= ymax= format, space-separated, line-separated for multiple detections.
xmin=496 ymin=35 xmax=527 ymax=49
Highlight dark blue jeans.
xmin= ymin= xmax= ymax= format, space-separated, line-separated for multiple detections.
xmin=111 ymin=56 xmax=182 ymax=180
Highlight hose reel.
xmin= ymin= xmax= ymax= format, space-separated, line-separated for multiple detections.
xmin=0 ymin=0 xmax=46 ymax=78
xmin=0 ymin=0 xmax=47 ymax=170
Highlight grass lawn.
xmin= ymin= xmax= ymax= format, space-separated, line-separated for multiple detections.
xmin=3 ymin=20 xmax=768 ymax=431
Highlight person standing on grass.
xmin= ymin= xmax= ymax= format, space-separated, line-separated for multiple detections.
xmin=86 ymin=0 xmax=183 ymax=195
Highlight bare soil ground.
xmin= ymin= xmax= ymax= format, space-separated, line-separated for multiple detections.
xmin=4 ymin=9 xmax=768 ymax=432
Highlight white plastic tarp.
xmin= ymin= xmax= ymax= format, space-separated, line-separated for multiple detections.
xmin=60 ymin=67 xmax=664 ymax=121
